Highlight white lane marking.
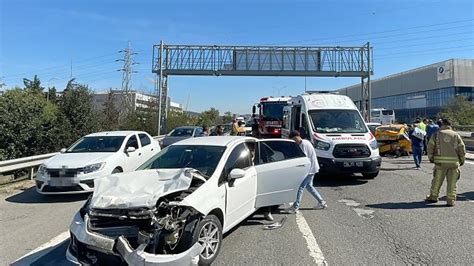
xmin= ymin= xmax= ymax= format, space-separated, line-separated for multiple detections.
xmin=338 ymin=199 xmax=360 ymax=207
xmin=13 ymin=231 xmax=69 ymax=264
xmin=465 ymin=161 xmax=474 ymax=165
xmin=353 ymin=208 xmax=375 ymax=219
xmin=295 ymin=212 xmax=328 ymax=265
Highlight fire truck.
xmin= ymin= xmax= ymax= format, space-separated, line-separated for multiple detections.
xmin=251 ymin=96 xmax=291 ymax=138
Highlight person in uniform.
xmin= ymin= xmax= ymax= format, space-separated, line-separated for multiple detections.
xmin=426 ymin=118 xmax=466 ymax=206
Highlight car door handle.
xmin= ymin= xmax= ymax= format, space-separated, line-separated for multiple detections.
xmin=296 ymin=164 xmax=307 ymax=167
xmin=151 ymin=148 xmax=154 ymax=151
xmin=139 ymin=153 xmax=142 ymax=156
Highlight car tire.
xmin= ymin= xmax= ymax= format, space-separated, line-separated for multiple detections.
xmin=362 ymin=171 xmax=379 ymax=179
xmin=192 ymin=215 xmax=223 ymax=266
xmin=112 ymin=167 xmax=122 ymax=174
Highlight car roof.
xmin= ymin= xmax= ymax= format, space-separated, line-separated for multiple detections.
xmin=174 ymin=126 xmax=201 ymax=130
xmin=85 ymin=131 xmax=146 ymax=137
xmin=172 ymin=136 xmax=255 ymax=147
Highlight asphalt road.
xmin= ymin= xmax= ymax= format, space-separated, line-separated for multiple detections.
xmin=2 ymin=156 xmax=474 ymax=265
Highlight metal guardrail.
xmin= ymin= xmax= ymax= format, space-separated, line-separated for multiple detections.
xmin=0 ymin=135 xmax=166 ymax=179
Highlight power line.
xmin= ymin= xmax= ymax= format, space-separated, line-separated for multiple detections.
xmin=264 ymin=18 xmax=474 ymax=45
xmin=4 ymin=52 xmax=117 ymax=78
xmin=374 ymin=45 xmax=474 ymax=60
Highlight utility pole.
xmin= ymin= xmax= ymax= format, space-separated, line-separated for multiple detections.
xmin=117 ymin=42 xmax=139 ymax=119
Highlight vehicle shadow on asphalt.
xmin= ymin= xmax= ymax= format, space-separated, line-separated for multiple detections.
xmin=5 ymin=187 xmax=90 ymax=204
xmin=314 ymin=175 xmax=368 ymax=187
xmin=366 ymin=201 xmax=447 ymax=209
xmin=379 ymin=167 xmax=416 ymax=171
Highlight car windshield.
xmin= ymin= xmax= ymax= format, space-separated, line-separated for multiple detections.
xmin=309 ymin=110 xmax=368 ymax=133
xmin=262 ymin=102 xmax=286 ymax=120
xmin=137 ymin=145 xmax=226 ymax=178
xmin=67 ymin=136 xmax=125 ymax=153
xmin=169 ymin=128 xmax=194 ymax=137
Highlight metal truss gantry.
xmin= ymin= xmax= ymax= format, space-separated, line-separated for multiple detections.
xmin=153 ymin=41 xmax=373 ymax=134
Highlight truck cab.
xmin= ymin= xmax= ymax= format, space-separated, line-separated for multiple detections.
xmin=282 ymin=93 xmax=381 ymax=178
xmin=252 ymin=96 xmax=291 ymax=138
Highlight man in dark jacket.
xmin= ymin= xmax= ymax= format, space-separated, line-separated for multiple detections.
xmin=409 ymin=120 xmax=426 ymax=169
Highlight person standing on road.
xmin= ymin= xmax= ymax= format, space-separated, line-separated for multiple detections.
xmin=409 ymin=120 xmax=426 ymax=169
xmin=210 ymin=125 xmax=224 ymax=136
xmin=287 ymin=130 xmax=327 ymax=214
xmin=201 ymin=126 xmax=211 ymax=136
xmin=422 ymin=118 xmax=429 ymax=155
xmin=236 ymin=121 xmax=246 ymax=136
xmin=231 ymin=119 xmax=239 ymax=136
xmin=426 ymin=118 xmax=466 ymax=207
xmin=426 ymin=119 xmax=439 ymax=144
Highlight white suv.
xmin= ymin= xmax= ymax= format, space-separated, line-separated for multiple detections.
xmin=36 ymin=131 xmax=160 ymax=194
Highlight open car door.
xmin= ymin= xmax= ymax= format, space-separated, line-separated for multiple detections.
xmin=254 ymin=139 xmax=310 ymax=208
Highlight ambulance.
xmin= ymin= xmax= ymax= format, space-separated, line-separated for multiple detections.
xmin=282 ymin=92 xmax=381 ymax=178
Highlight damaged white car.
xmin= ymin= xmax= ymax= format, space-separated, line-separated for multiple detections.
xmin=67 ymin=136 xmax=310 ymax=265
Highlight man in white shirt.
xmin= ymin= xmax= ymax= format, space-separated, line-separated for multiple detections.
xmin=287 ymin=130 xmax=327 ymax=214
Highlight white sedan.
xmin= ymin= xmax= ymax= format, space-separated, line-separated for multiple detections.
xmin=67 ymin=136 xmax=310 ymax=265
xmin=36 ymin=131 xmax=160 ymax=194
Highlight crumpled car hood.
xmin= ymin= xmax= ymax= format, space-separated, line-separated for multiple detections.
xmin=90 ymin=169 xmax=195 ymax=209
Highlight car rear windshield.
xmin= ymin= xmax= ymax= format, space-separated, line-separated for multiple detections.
xmin=169 ymin=128 xmax=194 ymax=137
xmin=137 ymin=145 xmax=226 ymax=178
xmin=67 ymin=136 xmax=125 ymax=153
xmin=309 ymin=110 xmax=368 ymax=133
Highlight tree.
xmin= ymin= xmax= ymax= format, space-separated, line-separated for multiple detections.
xmin=23 ymin=75 xmax=43 ymax=94
xmin=101 ymin=91 xmax=119 ymax=131
xmin=166 ymin=111 xmax=193 ymax=133
xmin=222 ymin=111 xmax=233 ymax=123
xmin=48 ymin=86 xmax=58 ymax=103
xmin=59 ymin=81 xmax=99 ymax=144
xmin=0 ymin=88 xmax=72 ymax=160
xmin=438 ymin=96 xmax=474 ymax=126
xmin=198 ymin=107 xmax=220 ymax=127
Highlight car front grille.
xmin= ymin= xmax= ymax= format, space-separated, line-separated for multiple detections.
xmin=42 ymin=185 xmax=84 ymax=192
xmin=47 ymin=168 xmax=83 ymax=178
xmin=88 ymin=209 xmax=154 ymax=237
xmin=333 ymin=144 xmax=371 ymax=158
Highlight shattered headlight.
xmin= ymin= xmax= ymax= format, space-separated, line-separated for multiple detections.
xmin=83 ymin=162 xmax=105 ymax=174
xmin=38 ymin=164 xmax=47 ymax=176
xmin=79 ymin=196 xmax=92 ymax=219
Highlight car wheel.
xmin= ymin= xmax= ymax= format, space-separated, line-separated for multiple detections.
xmin=362 ymin=171 xmax=379 ymax=179
xmin=112 ymin=167 xmax=122 ymax=174
xmin=193 ymin=215 xmax=222 ymax=265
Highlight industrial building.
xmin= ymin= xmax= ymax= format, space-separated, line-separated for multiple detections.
xmin=338 ymin=59 xmax=474 ymax=123
xmin=92 ymin=90 xmax=183 ymax=113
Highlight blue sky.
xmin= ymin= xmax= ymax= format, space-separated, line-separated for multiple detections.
xmin=1 ymin=0 xmax=473 ymax=114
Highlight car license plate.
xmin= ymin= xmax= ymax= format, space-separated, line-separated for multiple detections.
xmin=49 ymin=178 xmax=75 ymax=187
xmin=343 ymin=161 xmax=363 ymax=167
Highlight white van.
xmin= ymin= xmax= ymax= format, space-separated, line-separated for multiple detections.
xmin=282 ymin=92 xmax=381 ymax=178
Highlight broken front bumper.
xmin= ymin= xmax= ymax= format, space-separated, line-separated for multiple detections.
xmin=66 ymin=212 xmax=201 ymax=265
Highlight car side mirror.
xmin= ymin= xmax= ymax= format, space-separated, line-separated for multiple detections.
xmin=60 ymin=148 xmax=67 ymax=153
xmin=126 ymin=146 xmax=136 ymax=153
xmin=228 ymin=168 xmax=246 ymax=180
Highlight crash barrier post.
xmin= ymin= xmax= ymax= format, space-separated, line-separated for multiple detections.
xmin=0 ymin=135 xmax=166 ymax=179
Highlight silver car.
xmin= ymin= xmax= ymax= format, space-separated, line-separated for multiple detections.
xmin=161 ymin=126 xmax=203 ymax=148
